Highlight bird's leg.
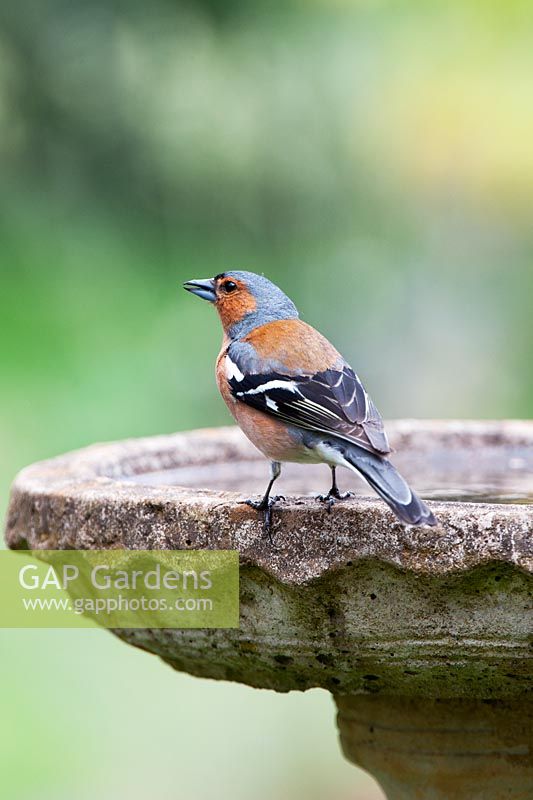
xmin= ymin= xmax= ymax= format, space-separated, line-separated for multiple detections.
xmin=318 ymin=467 xmax=354 ymax=512
xmin=241 ymin=461 xmax=284 ymax=540
xmin=329 ymin=466 xmax=352 ymax=500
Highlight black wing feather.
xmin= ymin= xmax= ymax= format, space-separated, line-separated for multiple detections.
xmin=227 ymin=355 xmax=391 ymax=456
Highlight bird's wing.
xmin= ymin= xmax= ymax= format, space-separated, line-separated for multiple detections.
xmin=225 ymin=348 xmax=391 ymax=456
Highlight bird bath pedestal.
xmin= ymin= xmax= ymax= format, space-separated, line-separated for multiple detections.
xmin=5 ymin=421 xmax=533 ymax=799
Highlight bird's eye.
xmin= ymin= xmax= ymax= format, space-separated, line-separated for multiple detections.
xmin=221 ymin=280 xmax=238 ymax=293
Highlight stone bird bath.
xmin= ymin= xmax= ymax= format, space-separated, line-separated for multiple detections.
xmin=4 ymin=420 xmax=533 ymax=799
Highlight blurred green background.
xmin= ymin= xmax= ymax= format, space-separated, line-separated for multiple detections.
xmin=1 ymin=1 xmax=532 ymax=798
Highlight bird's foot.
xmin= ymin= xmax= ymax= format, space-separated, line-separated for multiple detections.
xmin=317 ymin=490 xmax=354 ymax=513
xmin=240 ymin=496 xmax=285 ymax=542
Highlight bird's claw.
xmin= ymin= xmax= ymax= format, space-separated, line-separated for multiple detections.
xmin=240 ymin=496 xmax=285 ymax=542
xmin=317 ymin=490 xmax=354 ymax=513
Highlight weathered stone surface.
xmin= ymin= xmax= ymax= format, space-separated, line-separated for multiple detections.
xmin=336 ymin=694 xmax=533 ymax=799
xmin=4 ymin=420 xmax=533 ymax=697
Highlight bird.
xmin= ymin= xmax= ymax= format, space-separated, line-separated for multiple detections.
xmin=184 ymin=271 xmax=437 ymax=532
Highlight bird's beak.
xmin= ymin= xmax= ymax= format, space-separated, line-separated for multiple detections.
xmin=183 ymin=278 xmax=217 ymax=303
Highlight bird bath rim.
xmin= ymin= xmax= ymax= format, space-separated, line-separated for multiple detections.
xmin=4 ymin=419 xmax=533 ymax=583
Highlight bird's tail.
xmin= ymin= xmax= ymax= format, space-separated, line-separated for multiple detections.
xmin=342 ymin=444 xmax=437 ymax=526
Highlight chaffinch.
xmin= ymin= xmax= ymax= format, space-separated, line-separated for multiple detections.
xmin=184 ymin=271 xmax=437 ymax=530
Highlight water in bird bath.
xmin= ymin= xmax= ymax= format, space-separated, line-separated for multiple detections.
xmin=420 ymin=488 xmax=533 ymax=504
xmin=122 ymin=442 xmax=533 ymax=506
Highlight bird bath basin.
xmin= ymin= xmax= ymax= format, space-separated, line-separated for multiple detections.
xmin=4 ymin=419 xmax=533 ymax=799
